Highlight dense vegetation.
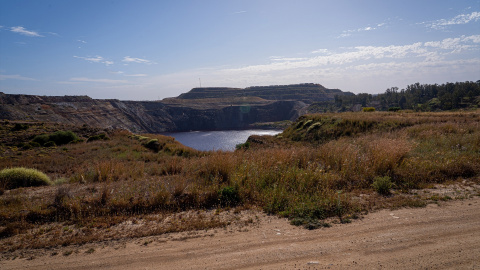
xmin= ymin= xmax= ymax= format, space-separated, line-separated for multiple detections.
xmin=310 ymin=80 xmax=480 ymax=112
xmin=0 ymin=110 xmax=479 ymax=252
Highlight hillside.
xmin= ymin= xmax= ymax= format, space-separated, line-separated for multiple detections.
xmin=1 ymin=110 xmax=478 ymax=257
xmin=177 ymin=83 xmax=351 ymax=103
xmin=0 ymin=84 xmax=352 ymax=132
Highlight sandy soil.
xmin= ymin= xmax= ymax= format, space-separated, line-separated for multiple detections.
xmin=2 ymin=196 xmax=479 ymax=270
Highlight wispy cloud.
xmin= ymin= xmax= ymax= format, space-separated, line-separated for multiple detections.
xmin=69 ymin=77 xmax=128 ymax=84
xmin=74 ymin=55 xmax=114 ymax=66
xmin=10 ymin=26 xmax=43 ymax=37
xmin=338 ymin=22 xmax=387 ymax=38
xmin=233 ymin=11 xmax=247 ymax=14
xmin=0 ymin=74 xmax=37 ymax=81
xmin=110 ymin=71 xmax=147 ymax=77
xmin=125 ymin=74 xmax=147 ymax=77
xmin=424 ymin=11 xmax=480 ymax=29
xmin=110 ymin=71 xmax=125 ymax=75
xmin=311 ymin=48 xmax=330 ymax=54
xmin=269 ymin=56 xmax=307 ymax=61
xmin=77 ymin=39 xmax=87 ymax=44
xmin=122 ymin=56 xmax=155 ymax=64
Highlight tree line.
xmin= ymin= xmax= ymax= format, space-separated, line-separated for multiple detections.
xmin=333 ymin=80 xmax=480 ymax=111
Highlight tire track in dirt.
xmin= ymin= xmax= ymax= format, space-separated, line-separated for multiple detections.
xmin=2 ymin=197 xmax=479 ymax=270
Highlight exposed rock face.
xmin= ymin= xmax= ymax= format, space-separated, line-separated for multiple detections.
xmin=0 ymin=84 xmax=351 ymax=132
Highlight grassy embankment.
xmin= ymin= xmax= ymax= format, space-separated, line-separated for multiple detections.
xmin=0 ymin=110 xmax=479 ymax=252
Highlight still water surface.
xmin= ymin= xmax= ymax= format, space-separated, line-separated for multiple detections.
xmin=163 ymin=130 xmax=282 ymax=151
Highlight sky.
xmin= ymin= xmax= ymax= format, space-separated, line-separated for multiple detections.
xmin=0 ymin=0 xmax=479 ymax=100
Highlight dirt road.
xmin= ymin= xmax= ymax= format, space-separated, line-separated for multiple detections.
xmin=2 ymin=197 xmax=480 ymax=269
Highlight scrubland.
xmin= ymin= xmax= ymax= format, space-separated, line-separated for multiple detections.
xmin=0 ymin=110 xmax=479 ymax=254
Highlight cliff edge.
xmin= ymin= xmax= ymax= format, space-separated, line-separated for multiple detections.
xmin=0 ymin=84 xmax=351 ymax=132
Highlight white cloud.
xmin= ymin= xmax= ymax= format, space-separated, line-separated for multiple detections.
xmin=424 ymin=35 xmax=480 ymax=52
xmin=0 ymin=74 xmax=37 ymax=81
xmin=110 ymin=71 xmax=147 ymax=77
xmin=74 ymin=55 xmax=114 ymax=66
xmin=338 ymin=22 xmax=387 ymax=38
xmin=10 ymin=26 xmax=43 ymax=37
xmin=269 ymin=56 xmax=307 ymax=61
xmin=426 ymin=11 xmax=480 ymax=29
xmin=69 ymin=77 xmax=129 ymax=84
xmin=311 ymin=49 xmax=330 ymax=54
xmin=234 ymin=11 xmax=247 ymax=14
xmin=122 ymin=56 xmax=155 ymax=64
xmin=77 ymin=39 xmax=87 ymax=44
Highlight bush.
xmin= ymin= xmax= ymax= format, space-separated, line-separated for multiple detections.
xmin=44 ymin=141 xmax=57 ymax=147
xmin=372 ymin=176 xmax=394 ymax=195
xmin=87 ymin=133 xmax=109 ymax=142
xmin=218 ymin=186 xmax=240 ymax=207
xmin=32 ymin=134 xmax=50 ymax=146
xmin=49 ymin=130 xmax=79 ymax=145
xmin=28 ymin=141 xmax=41 ymax=148
xmin=388 ymin=107 xmax=401 ymax=112
xmin=32 ymin=130 xmax=78 ymax=146
xmin=144 ymin=139 xmax=161 ymax=152
xmin=11 ymin=123 xmax=29 ymax=131
xmin=362 ymin=107 xmax=376 ymax=112
xmin=235 ymin=141 xmax=250 ymax=150
xmin=0 ymin=167 xmax=53 ymax=189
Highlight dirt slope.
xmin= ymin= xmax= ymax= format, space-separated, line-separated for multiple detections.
xmin=2 ymin=197 xmax=479 ymax=270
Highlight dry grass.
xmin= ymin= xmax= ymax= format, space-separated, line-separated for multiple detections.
xmin=0 ymin=110 xmax=479 ymax=251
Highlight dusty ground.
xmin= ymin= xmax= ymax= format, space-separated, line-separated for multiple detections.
xmin=1 ymin=195 xmax=479 ymax=270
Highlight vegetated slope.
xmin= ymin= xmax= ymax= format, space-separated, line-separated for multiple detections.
xmin=0 ymin=111 xmax=479 ymax=253
xmin=280 ymin=112 xmax=415 ymax=143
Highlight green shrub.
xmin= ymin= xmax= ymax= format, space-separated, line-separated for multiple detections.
xmin=372 ymin=176 xmax=394 ymax=195
xmin=44 ymin=141 xmax=56 ymax=147
xmin=17 ymin=142 xmax=32 ymax=150
xmin=28 ymin=141 xmax=41 ymax=148
xmin=218 ymin=186 xmax=240 ymax=207
xmin=49 ymin=130 xmax=79 ymax=145
xmin=32 ymin=130 xmax=79 ymax=146
xmin=11 ymin=123 xmax=29 ymax=131
xmin=0 ymin=167 xmax=53 ymax=189
xmin=235 ymin=141 xmax=250 ymax=150
xmin=87 ymin=133 xmax=109 ymax=142
xmin=144 ymin=139 xmax=161 ymax=152
xmin=362 ymin=107 xmax=376 ymax=112
xmin=388 ymin=107 xmax=401 ymax=112
xmin=32 ymin=134 xmax=50 ymax=146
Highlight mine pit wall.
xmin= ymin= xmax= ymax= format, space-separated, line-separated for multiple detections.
xmin=164 ymin=100 xmax=304 ymax=131
xmin=0 ymin=93 xmax=306 ymax=133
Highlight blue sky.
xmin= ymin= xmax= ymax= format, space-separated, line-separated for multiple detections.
xmin=0 ymin=0 xmax=479 ymax=100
